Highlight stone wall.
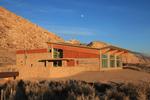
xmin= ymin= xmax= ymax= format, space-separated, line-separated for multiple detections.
xmin=15 ymin=65 xmax=100 ymax=79
xmin=16 ymin=52 xmax=52 ymax=67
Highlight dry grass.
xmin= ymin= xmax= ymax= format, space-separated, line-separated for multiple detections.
xmin=0 ymin=80 xmax=150 ymax=100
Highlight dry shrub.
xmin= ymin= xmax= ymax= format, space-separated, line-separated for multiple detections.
xmin=1 ymin=80 xmax=150 ymax=100
xmin=106 ymin=89 xmax=126 ymax=100
xmin=117 ymin=83 xmax=139 ymax=100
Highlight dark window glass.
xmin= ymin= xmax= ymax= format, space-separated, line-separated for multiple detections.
xmin=53 ymin=49 xmax=63 ymax=58
xmin=53 ymin=60 xmax=62 ymax=67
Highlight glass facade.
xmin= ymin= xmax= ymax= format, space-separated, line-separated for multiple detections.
xmin=101 ymin=54 xmax=122 ymax=68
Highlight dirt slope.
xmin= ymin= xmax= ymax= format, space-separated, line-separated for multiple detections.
xmin=0 ymin=7 xmax=64 ymax=50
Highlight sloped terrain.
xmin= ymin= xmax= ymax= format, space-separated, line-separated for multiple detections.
xmin=0 ymin=7 xmax=64 ymax=50
xmin=0 ymin=7 xmax=64 ymax=66
xmin=0 ymin=48 xmax=16 ymax=66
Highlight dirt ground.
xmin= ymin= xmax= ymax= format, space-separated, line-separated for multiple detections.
xmin=1 ymin=69 xmax=150 ymax=84
xmin=58 ymin=69 xmax=150 ymax=83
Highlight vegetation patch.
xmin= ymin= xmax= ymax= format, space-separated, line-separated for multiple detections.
xmin=0 ymin=80 xmax=150 ymax=100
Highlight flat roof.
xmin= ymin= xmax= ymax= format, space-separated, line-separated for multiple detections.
xmin=47 ymin=42 xmax=100 ymax=50
xmin=47 ymin=42 xmax=130 ymax=52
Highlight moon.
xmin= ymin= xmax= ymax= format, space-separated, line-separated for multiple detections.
xmin=80 ymin=14 xmax=85 ymax=18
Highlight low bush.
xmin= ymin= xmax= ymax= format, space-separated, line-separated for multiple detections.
xmin=0 ymin=80 xmax=150 ymax=100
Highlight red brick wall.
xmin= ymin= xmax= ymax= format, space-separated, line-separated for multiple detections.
xmin=67 ymin=60 xmax=75 ymax=66
xmin=51 ymin=44 xmax=99 ymax=58
xmin=16 ymin=49 xmax=47 ymax=54
xmin=49 ymin=44 xmax=100 ymax=66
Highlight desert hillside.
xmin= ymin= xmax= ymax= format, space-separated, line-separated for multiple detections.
xmin=0 ymin=7 xmax=64 ymax=50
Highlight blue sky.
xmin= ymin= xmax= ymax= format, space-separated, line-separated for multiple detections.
xmin=0 ymin=0 xmax=150 ymax=55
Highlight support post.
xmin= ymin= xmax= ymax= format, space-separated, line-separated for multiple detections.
xmin=99 ymin=50 xmax=102 ymax=71
xmin=115 ymin=54 xmax=117 ymax=68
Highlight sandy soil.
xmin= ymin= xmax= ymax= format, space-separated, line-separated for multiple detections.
xmin=1 ymin=69 xmax=150 ymax=84
xmin=57 ymin=69 xmax=150 ymax=83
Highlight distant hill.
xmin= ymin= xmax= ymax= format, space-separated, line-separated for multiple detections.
xmin=87 ymin=41 xmax=109 ymax=48
xmin=0 ymin=7 xmax=64 ymax=50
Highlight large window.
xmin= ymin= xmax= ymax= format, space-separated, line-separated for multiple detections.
xmin=53 ymin=48 xmax=63 ymax=67
xmin=102 ymin=54 xmax=108 ymax=68
xmin=116 ymin=56 xmax=122 ymax=67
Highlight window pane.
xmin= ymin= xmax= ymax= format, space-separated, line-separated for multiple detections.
xmin=53 ymin=61 xmax=62 ymax=67
xmin=117 ymin=56 xmax=121 ymax=60
xmin=102 ymin=54 xmax=108 ymax=59
xmin=110 ymin=55 xmax=115 ymax=59
xmin=53 ymin=61 xmax=57 ymax=67
xmin=117 ymin=60 xmax=121 ymax=67
xmin=53 ymin=49 xmax=63 ymax=58
xmin=59 ymin=49 xmax=63 ymax=58
xmin=110 ymin=60 xmax=115 ymax=67
xmin=53 ymin=49 xmax=58 ymax=58
xmin=102 ymin=59 xmax=108 ymax=68
xmin=58 ymin=60 xmax=62 ymax=66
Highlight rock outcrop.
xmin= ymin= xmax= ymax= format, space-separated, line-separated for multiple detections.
xmin=87 ymin=41 xmax=109 ymax=48
xmin=66 ymin=39 xmax=81 ymax=45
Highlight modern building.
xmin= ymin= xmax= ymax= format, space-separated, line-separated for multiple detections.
xmin=15 ymin=42 xmax=129 ymax=79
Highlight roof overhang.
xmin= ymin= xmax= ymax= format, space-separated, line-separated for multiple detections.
xmin=100 ymin=45 xmax=130 ymax=55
